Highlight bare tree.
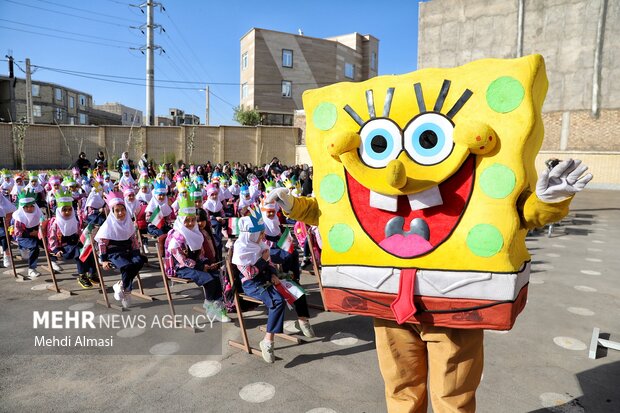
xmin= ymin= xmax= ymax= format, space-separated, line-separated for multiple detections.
xmin=187 ymin=125 xmax=196 ymax=163
xmin=11 ymin=117 xmax=29 ymax=169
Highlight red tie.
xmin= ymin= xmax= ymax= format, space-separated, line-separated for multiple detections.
xmin=390 ymin=269 xmax=417 ymax=324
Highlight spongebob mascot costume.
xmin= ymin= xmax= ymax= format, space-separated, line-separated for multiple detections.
xmin=267 ymin=55 xmax=592 ymax=413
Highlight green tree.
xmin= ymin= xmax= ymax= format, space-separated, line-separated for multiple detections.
xmin=233 ymin=105 xmax=261 ymax=126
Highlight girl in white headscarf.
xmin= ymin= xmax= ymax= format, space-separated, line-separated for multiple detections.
xmin=95 ymin=192 xmax=146 ymax=308
xmin=0 ymin=191 xmax=16 ymax=268
xmin=47 ymin=191 xmax=96 ymax=288
xmin=145 ymin=183 xmax=173 ymax=237
xmin=204 ymin=184 xmax=225 ymax=260
xmin=12 ymin=190 xmax=43 ymax=278
xmin=232 ymin=215 xmax=314 ymax=364
xmin=260 ymin=200 xmax=301 ymax=282
xmin=164 ymin=196 xmax=230 ymax=322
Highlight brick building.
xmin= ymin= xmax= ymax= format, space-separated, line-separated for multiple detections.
xmin=0 ymin=76 xmax=94 ymax=125
xmin=240 ymin=28 xmax=379 ymax=126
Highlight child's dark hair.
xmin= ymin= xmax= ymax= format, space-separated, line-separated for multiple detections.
xmin=196 ymin=208 xmax=208 ymax=222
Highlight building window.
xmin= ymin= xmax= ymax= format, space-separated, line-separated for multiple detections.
xmin=79 ymin=113 xmax=87 ymax=124
xmin=136 ymin=116 xmax=140 ymax=123
xmin=371 ymin=51 xmax=377 ymax=70
xmin=282 ymin=49 xmax=293 ymax=68
xmin=78 ymin=94 xmax=87 ymax=107
xmin=345 ymin=63 xmax=355 ymax=79
xmin=55 ymin=88 xmax=62 ymax=101
xmin=69 ymin=96 xmax=75 ymax=109
xmin=55 ymin=107 xmax=64 ymax=121
xmin=123 ymin=113 xmax=127 ymax=121
xmin=69 ymin=117 xmax=76 ymax=125
xmin=281 ymin=80 xmax=292 ymax=98
xmin=33 ymin=105 xmax=42 ymax=117
xmin=283 ymin=114 xmax=293 ymax=126
xmin=32 ymin=84 xmax=40 ymax=97
xmin=242 ymin=52 xmax=248 ymax=70
xmin=131 ymin=115 xmax=135 ymax=122
xmin=241 ymin=82 xmax=248 ymax=99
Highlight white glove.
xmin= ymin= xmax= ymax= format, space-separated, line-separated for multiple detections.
xmin=266 ymin=187 xmax=294 ymax=213
xmin=536 ymin=158 xmax=593 ymax=203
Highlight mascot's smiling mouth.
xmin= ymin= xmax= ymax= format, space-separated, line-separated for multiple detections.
xmin=345 ymin=156 xmax=475 ymax=258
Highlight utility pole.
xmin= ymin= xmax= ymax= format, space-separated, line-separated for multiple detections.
xmin=132 ymin=2 xmax=165 ymax=126
xmin=145 ymin=2 xmax=154 ymax=126
xmin=4 ymin=52 xmax=16 ymax=122
xmin=25 ymin=58 xmax=33 ymax=124
xmin=205 ymin=85 xmax=210 ymax=126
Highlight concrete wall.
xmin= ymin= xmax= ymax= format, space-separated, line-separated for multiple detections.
xmin=418 ymin=0 xmax=619 ymax=112
xmin=0 ymin=124 xmax=299 ymax=169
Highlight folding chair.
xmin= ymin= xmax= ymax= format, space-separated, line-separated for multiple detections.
xmin=225 ymin=245 xmax=300 ymax=358
xmin=39 ymin=219 xmax=72 ymax=295
xmin=155 ymin=234 xmax=204 ymax=323
xmin=91 ymin=237 xmax=154 ymax=311
xmin=2 ymin=212 xmax=19 ymax=279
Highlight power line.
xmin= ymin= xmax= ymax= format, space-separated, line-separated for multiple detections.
xmin=0 ymin=25 xmax=137 ymax=49
xmin=1 ymin=0 xmax=131 ymax=28
xmin=209 ymin=90 xmax=236 ymax=108
xmin=37 ymin=65 xmax=204 ymax=90
xmin=0 ymin=18 xmax=137 ymax=45
xmin=31 ymin=0 xmax=141 ymax=23
xmin=29 ymin=63 xmax=329 ymax=86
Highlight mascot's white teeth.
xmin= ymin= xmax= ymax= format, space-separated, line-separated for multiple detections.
xmin=369 ymin=186 xmax=443 ymax=212
xmin=407 ymin=186 xmax=443 ymax=211
xmin=369 ymin=191 xmax=398 ymax=212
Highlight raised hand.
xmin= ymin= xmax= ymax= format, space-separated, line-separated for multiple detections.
xmin=266 ymin=187 xmax=294 ymax=213
xmin=536 ymin=159 xmax=593 ymax=203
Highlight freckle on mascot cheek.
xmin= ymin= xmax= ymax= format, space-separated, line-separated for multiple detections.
xmin=267 ymin=54 xmax=592 ymax=413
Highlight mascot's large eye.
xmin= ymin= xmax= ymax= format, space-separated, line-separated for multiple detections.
xmin=358 ymin=118 xmax=402 ymax=168
xmin=403 ymin=113 xmax=454 ymax=165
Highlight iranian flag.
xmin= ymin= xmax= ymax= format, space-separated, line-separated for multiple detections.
xmin=277 ymin=227 xmax=295 ymax=253
xmin=149 ymin=205 xmax=165 ymax=229
xmin=79 ymin=224 xmax=93 ymax=262
xmin=274 ymin=279 xmax=306 ymax=307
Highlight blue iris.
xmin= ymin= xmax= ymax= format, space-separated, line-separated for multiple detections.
xmin=364 ymin=128 xmax=394 ymax=161
xmin=411 ymin=123 xmax=445 ymax=158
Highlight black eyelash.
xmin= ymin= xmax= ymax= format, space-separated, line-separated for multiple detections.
xmin=344 ymin=81 xmax=473 ymax=125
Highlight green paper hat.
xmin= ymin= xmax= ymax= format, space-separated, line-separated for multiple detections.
xmin=139 ymin=177 xmax=151 ymax=188
xmin=177 ymin=194 xmax=197 ymax=217
xmin=62 ymin=175 xmax=77 ymax=187
xmin=188 ymin=182 xmax=203 ymax=199
xmin=28 ymin=172 xmax=38 ymax=181
xmin=264 ymin=178 xmax=276 ymax=192
xmin=54 ymin=189 xmax=74 ymax=208
xmin=1 ymin=169 xmax=10 ymax=178
xmin=158 ymin=164 xmax=166 ymax=174
xmin=17 ymin=189 xmax=37 ymax=207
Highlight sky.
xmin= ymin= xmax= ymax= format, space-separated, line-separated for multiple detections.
xmin=0 ymin=0 xmax=421 ymax=126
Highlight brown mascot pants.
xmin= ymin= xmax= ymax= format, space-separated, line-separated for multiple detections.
xmin=374 ymin=318 xmax=484 ymax=413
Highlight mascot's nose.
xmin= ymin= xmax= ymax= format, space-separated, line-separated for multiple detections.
xmin=386 ymin=159 xmax=407 ymax=189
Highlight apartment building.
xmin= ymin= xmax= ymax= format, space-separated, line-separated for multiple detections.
xmin=155 ymin=108 xmax=200 ymax=126
xmin=93 ymin=102 xmax=143 ymax=126
xmin=0 ymin=75 xmax=93 ymax=125
xmin=239 ymin=28 xmax=379 ymax=126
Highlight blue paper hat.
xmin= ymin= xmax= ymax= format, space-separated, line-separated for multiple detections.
xmin=240 ymin=185 xmax=250 ymax=195
xmin=247 ymin=204 xmax=265 ymax=233
xmin=153 ymin=179 xmax=167 ymax=195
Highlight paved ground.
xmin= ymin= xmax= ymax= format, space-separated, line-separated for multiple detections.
xmin=0 ymin=189 xmax=618 ymax=413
